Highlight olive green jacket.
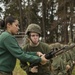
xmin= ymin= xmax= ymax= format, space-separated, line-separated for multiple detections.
xmin=20 ymin=42 xmax=51 ymax=75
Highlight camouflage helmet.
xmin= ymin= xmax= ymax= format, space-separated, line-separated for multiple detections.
xmin=25 ymin=23 xmax=41 ymax=35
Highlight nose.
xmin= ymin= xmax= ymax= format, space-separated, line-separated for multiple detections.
xmin=18 ymin=26 xmax=20 ymax=30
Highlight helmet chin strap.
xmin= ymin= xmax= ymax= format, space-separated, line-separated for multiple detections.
xmin=28 ymin=33 xmax=40 ymax=46
xmin=29 ymin=37 xmax=39 ymax=46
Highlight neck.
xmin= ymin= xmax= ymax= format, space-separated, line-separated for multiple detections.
xmin=30 ymin=42 xmax=39 ymax=46
xmin=6 ymin=30 xmax=11 ymax=34
xmin=6 ymin=30 xmax=14 ymax=35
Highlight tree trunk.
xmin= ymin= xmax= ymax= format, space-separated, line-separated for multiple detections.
xmin=42 ymin=0 xmax=47 ymax=42
xmin=18 ymin=0 xmax=23 ymax=32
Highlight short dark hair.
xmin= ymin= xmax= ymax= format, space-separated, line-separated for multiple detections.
xmin=0 ymin=16 xmax=17 ymax=29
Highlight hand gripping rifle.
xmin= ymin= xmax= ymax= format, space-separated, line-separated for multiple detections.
xmin=30 ymin=44 xmax=75 ymax=67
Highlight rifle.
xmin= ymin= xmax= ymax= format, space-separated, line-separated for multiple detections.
xmin=30 ymin=44 xmax=75 ymax=67
xmin=45 ymin=44 xmax=75 ymax=59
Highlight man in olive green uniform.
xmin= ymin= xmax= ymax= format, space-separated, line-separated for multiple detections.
xmin=20 ymin=24 xmax=51 ymax=75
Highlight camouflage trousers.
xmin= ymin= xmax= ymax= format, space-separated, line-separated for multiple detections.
xmin=0 ymin=71 xmax=12 ymax=75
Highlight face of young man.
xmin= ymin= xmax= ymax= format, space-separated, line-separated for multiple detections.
xmin=30 ymin=32 xmax=40 ymax=45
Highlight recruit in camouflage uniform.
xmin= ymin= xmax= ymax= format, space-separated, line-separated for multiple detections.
xmin=49 ymin=43 xmax=67 ymax=75
xmin=20 ymin=24 xmax=51 ymax=75
xmin=68 ymin=43 xmax=75 ymax=74
xmin=61 ymin=44 xmax=75 ymax=75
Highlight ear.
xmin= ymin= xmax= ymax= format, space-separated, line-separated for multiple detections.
xmin=7 ymin=23 xmax=11 ymax=28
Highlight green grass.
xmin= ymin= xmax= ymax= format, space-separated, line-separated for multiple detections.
xmin=72 ymin=66 xmax=75 ymax=75
xmin=13 ymin=60 xmax=27 ymax=75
